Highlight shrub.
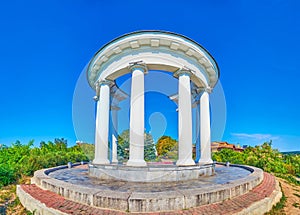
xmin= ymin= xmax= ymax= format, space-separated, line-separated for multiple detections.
xmin=0 ymin=164 xmax=16 ymax=188
xmin=0 ymin=139 xmax=89 ymax=187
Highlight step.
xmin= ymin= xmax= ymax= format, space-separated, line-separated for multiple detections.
xmin=17 ymin=172 xmax=281 ymax=215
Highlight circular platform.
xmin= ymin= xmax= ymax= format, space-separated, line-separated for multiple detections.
xmin=88 ymin=163 xmax=215 ymax=182
xmin=30 ymin=163 xmax=264 ymax=212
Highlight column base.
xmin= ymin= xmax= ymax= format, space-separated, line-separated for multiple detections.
xmin=93 ymin=158 xmax=110 ymax=165
xmin=176 ymin=159 xmax=196 ymax=166
xmin=111 ymin=159 xmax=118 ymax=163
xmin=127 ymin=159 xmax=147 ymax=167
xmin=198 ymin=158 xmax=213 ymax=165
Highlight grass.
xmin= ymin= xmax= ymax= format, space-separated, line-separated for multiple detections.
xmin=274 ymin=173 xmax=300 ymax=186
xmin=293 ymin=193 xmax=300 ymax=198
xmin=292 ymin=202 xmax=300 ymax=208
xmin=0 ymin=184 xmax=15 ymax=204
xmin=265 ymin=182 xmax=287 ymax=215
xmin=0 ymin=177 xmax=32 ymax=215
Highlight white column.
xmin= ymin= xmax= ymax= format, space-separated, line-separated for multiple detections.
xmin=93 ymin=80 xmax=111 ymax=165
xmin=111 ymin=106 xmax=119 ymax=163
xmin=127 ymin=64 xmax=147 ymax=166
xmin=199 ymin=89 xmax=213 ymax=164
xmin=176 ymin=70 xmax=195 ymax=166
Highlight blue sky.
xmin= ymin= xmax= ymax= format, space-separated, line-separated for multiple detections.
xmin=0 ymin=0 xmax=299 ymax=152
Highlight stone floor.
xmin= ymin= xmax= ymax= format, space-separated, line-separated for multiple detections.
xmin=20 ymin=172 xmax=277 ymax=214
xmin=48 ymin=165 xmax=250 ymax=193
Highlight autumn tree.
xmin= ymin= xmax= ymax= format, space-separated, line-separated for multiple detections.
xmin=155 ymin=136 xmax=178 ymax=159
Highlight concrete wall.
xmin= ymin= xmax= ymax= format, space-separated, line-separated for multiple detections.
xmin=16 ymin=185 xmax=68 ymax=215
xmin=28 ymin=164 xmax=264 ymax=212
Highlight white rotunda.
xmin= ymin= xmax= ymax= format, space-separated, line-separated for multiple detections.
xmin=87 ymin=30 xmax=219 ymax=172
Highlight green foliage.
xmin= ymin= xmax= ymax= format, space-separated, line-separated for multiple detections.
xmin=155 ymin=136 xmax=178 ymax=160
xmin=144 ymin=133 xmax=156 ymax=161
xmin=117 ymin=129 xmax=157 ymax=162
xmin=0 ymin=139 xmax=89 ymax=188
xmin=77 ymin=143 xmax=94 ymax=161
xmin=212 ymin=148 xmax=245 ymax=164
xmin=0 ymin=164 xmax=16 ymax=187
xmin=274 ymin=173 xmax=300 ymax=186
xmin=212 ymin=141 xmax=300 ymax=180
xmin=117 ymin=130 xmax=130 ymax=162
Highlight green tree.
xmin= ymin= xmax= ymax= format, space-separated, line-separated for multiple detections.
xmin=144 ymin=133 xmax=156 ymax=161
xmin=117 ymin=130 xmax=130 ymax=162
xmin=54 ymin=138 xmax=68 ymax=150
xmin=117 ymin=130 xmax=157 ymax=162
xmin=77 ymin=142 xmax=95 ymax=161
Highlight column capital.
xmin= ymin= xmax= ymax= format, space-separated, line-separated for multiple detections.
xmin=128 ymin=61 xmax=148 ymax=73
xmin=196 ymin=86 xmax=212 ymax=94
xmin=174 ymin=68 xmax=193 ymax=78
xmin=93 ymin=82 xmax=100 ymax=101
xmin=93 ymin=80 xmax=114 ymax=101
xmin=204 ymin=86 xmax=212 ymax=93
xmin=97 ymin=79 xmax=114 ymax=87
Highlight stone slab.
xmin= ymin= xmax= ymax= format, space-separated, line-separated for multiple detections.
xmin=93 ymin=190 xmax=131 ymax=211
xmin=129 ymin=191 xmax=185 ymax=212
xmin=89 ymin=163 xmax=215 ymax=182
xmin=17 ymin=172 xmax=281 ymax=214
xmin=28 ymin=163 xmax=264 ymax=212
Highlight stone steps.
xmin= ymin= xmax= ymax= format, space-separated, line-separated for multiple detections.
xmin=17 ymin=172 xmax=281 ymax=215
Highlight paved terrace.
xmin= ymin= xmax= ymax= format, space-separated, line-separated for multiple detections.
xmin=48 ymin=165 xmax=250 ymax=192
xmin=19 ymin=171 xmax=280 ymax=214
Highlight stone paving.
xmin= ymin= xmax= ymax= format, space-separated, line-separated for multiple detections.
xmin=48 ymin=165 xmax=250 ymax=193
xmin=20 ymin=172 xmax=276 ymax=214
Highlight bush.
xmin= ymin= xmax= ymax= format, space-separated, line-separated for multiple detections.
xmin=0 ymin=139 xmax=89 ymax=187
xmin=213 ymin=141 xmax=299 ymax=178
xmin=0 ymin=164 xmax=16 ymax=188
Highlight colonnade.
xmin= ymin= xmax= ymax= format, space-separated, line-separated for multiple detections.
xmin=93 ymin=62 xmax=212 ymax=166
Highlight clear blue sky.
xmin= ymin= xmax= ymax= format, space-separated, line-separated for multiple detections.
xmin=0 ymin=0 xmax=299 ymax=152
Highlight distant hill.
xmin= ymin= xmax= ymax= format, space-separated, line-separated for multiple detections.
xmin=282 ymin=151 xmax=300 ymax=155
